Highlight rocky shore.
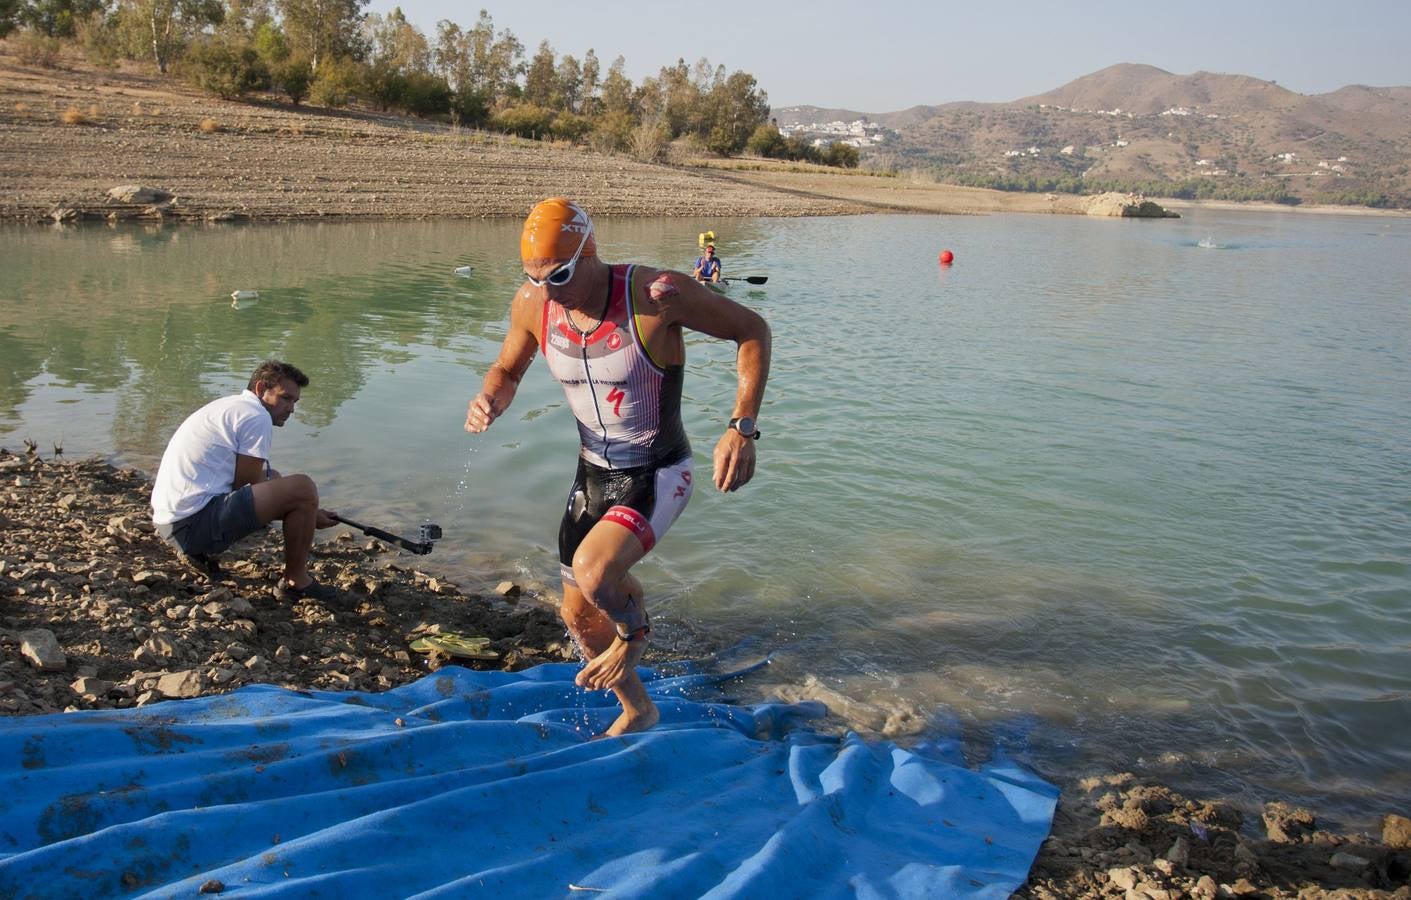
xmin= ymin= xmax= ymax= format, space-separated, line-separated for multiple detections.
xmin=4 ymin=446 xmax=1409 ymax=897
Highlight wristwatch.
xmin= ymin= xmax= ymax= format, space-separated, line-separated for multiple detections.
xmin=728 ymin=416 xmax=761 ymax=439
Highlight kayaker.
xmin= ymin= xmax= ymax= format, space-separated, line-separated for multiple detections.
xmin=465 ymin=197 xmax=770 ymax=737
xmin=151 ymin=360 xmax=343 ymax=604
xmin=693 ymin=243 xmax=722 ymax=283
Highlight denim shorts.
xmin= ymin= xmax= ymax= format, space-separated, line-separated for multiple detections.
xmin=161 ymin=485 xmax=262 ymax=556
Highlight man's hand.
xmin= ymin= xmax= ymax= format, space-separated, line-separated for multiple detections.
xmin=315 ymin=508 xmax=338 ymax=529
xmin=464 ymin=392 xmax=501 ymax=433
xmin=712 ymin=430 xmax=757 ymax=492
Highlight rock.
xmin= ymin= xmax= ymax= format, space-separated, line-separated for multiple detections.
xmin=1233 ymin=843 xmax=1259 ymax=866
xmin=71 ymin=676 xmax=113 ymax=697
xmin=1383 ymin=813 xmax=1411 ymax=849
xmin=495 ymin=580 xmax=521 ymax=598
xmin=49 ymin=207 xmax=79 ymax=224
xmin=156 ymin=669 xmax=206 ymax=698
xmin=20 ymin=629 xmax=66 ymax=671
xmin=1084 ymin=191 xmax=1179 ymax=218
xmin=134 ymin=635 xmax=178 ymax=665
xmin=106 ymin=185 xmax=173 ymax=204
xmin=1165 ymin=836 xmax=1189 ymax=868
xmin=1108 ymin=867 xmax=1139 ymax=890
xmin=199 ymin=878 xmax=225 ymax=893
xmin=1328 ymin=851 xmax=1370 ymax=870
xmin=1262 ymin=801 xmax=1315 ymax=843
xmin=1192 ymin=875 xmax=1217 ymax=900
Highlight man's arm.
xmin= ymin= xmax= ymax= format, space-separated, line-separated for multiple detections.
xmin=644 ymin=270 xmax=770 ymax=492
xmin=233 ymin=453 xmax=267 ymax=490
xmin=465 ymin=291 xmax=541 ymax=433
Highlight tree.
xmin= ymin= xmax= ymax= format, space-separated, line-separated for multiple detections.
xmin=522 ymin=39 xmax=557 ymax=108
xmin=433 ymin=9 xmax=521 ymax=111
xmin=115 ymin=0 xmax=224 ymax=74
xmin=0 ymin=0 xmax=20 ymax=38
xmin=598 ymin=54 xmax=632 ymax=116
xmin=18 ymin=0 xmax=105 ymax=37
xmin=702 ymin=69 xmax=769 ymax=155
xmin=579 ymin=48 xmax=599 ymax=113
xmin=556 ymin=52 xmax=580 ymax=112
xmin=276 ymin=0 xmax=367 ymax=75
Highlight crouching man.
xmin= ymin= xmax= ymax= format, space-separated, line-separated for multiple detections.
xmin=151 ymin=359 xmax=341 ymax=602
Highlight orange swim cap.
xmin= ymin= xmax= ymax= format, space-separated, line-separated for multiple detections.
xmin=520 ymin=197 xmax=596 ymax=262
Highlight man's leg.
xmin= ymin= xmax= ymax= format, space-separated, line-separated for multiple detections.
xmin=250 ymin=474 xmax=319 ymax=589
xmin=567 ymin=522 xmax=658 ymax=736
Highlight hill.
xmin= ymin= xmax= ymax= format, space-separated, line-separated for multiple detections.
xmin=776 ymin=64 xmax=1411 ymax=208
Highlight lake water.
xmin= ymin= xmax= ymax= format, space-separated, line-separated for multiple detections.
xmin=3 ymin=209 xmax=1409 ymax=828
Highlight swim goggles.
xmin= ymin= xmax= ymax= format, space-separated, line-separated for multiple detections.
xmin=524 ymin=221 xmax=592 ymax=287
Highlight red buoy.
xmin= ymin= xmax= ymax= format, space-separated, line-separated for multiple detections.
xmin=938 ymin=249 xmax=954 ymax=265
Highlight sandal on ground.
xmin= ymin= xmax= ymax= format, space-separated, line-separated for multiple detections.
xmin=275 ymin=577 xmax=345 ymax=606
xmin=176 ymin=551 xmax=221 ymax=579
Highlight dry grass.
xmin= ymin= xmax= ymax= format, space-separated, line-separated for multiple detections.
xmin=198 ymin=117 xmax=219 ymax=134
xmin=59 ymin=105 xmax=86 ymax=125
xmin=14 ymin=102 xmax=30 ymax=114
xmin=86 ymin=103 xmax=99 ymax=119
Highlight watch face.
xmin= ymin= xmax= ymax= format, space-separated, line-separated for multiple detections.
xmin=734 ymin=417 xmax=755 ymax=435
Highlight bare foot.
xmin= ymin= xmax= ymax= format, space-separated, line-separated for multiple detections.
xmin=595 ymin=703 xmax=661 ymax=738
xmin=576 ymin=634 xmax=645 ymax=691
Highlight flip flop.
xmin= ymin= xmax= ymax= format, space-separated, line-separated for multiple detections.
xmin=410 ymin=632 xmax=499 ymax=661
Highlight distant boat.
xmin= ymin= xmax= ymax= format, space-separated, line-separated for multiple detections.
xmin=454 ymin=266 xmax=473 ymax=277
xmin=230 ymin=289 xmax=259 ymax=309
xmin=1197 ymin=237 xmax=1220 ymax=249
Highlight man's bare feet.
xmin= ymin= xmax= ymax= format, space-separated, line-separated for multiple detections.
xmin=576 ymin=634 xmax=645 ymax=691
xmin=598 ymin=702 xmax=661 ymax=738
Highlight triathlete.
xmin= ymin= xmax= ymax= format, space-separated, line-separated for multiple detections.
xmin=465 ymin=198 xmax=770 ymax=736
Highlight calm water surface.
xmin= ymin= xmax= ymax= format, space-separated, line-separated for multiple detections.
xmin=3 ymin=209 xmax=1409 ymax=827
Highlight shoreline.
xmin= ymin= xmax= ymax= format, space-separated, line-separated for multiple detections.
xmin=4 ymin=448 xmax=1409 ymax=896
xmin=5 ymin=48 xmax=1407 ymax=225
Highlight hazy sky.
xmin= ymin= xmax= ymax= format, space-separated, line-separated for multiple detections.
xmin=367 ymin=0 xmax=1411 ymax=112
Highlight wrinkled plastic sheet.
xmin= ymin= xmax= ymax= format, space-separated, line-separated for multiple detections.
xmin=0 ymin=664 xmax=1057 ymax=898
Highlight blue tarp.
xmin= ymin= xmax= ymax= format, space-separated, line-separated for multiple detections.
xmin=0 ymin=664 xmax=1056 ymax=898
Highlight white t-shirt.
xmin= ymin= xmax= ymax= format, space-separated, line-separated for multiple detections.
xmin=151 ymin=390 xmax=273 ymax=525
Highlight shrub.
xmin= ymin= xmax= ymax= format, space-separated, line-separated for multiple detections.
xmin=15 ymin=31 xmax=61 ymax=67
xmin=491 ymin=103 xmax=555 ymax=139
xmin=587 ymin=110 xmax=634 ymax=154
xmin=450 ymin=88 xmax=488 ymax=128
xmin=308 ymin=57 xmax=362 ymax=109
xmin=271 ymin=55 xmax=311 ymax=105
xmin=630 ymin=120 xmax=670 ymax=163
xmin=822 ymin=142 xmax=860 ymax=169
xmin=60 ymin=105 xmax=86 ymax=125
xmin=75 ymin=11 xmax=119 ymax=69
xmin=550 ymin=111 xmax=591 ymax=143
xmin=399 ymin=71 xmax=452 ymax=117
xmin=184 ymin=39 xmax=269 ymax=100
xmin=745 ymin=123 xmax=784 ymax=158
xmin=198 ymin=117 xmax=219 ymax=133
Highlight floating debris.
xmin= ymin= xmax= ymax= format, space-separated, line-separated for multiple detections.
xmin=230 ymin=289 xmax=259 ymax=309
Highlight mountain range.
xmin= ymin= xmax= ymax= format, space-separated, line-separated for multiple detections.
xmin=773 ymin=64 xmax=1411 ymax=207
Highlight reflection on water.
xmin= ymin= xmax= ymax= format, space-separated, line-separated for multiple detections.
xmin=3 ymin=211 xmax=1411 ymax=828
